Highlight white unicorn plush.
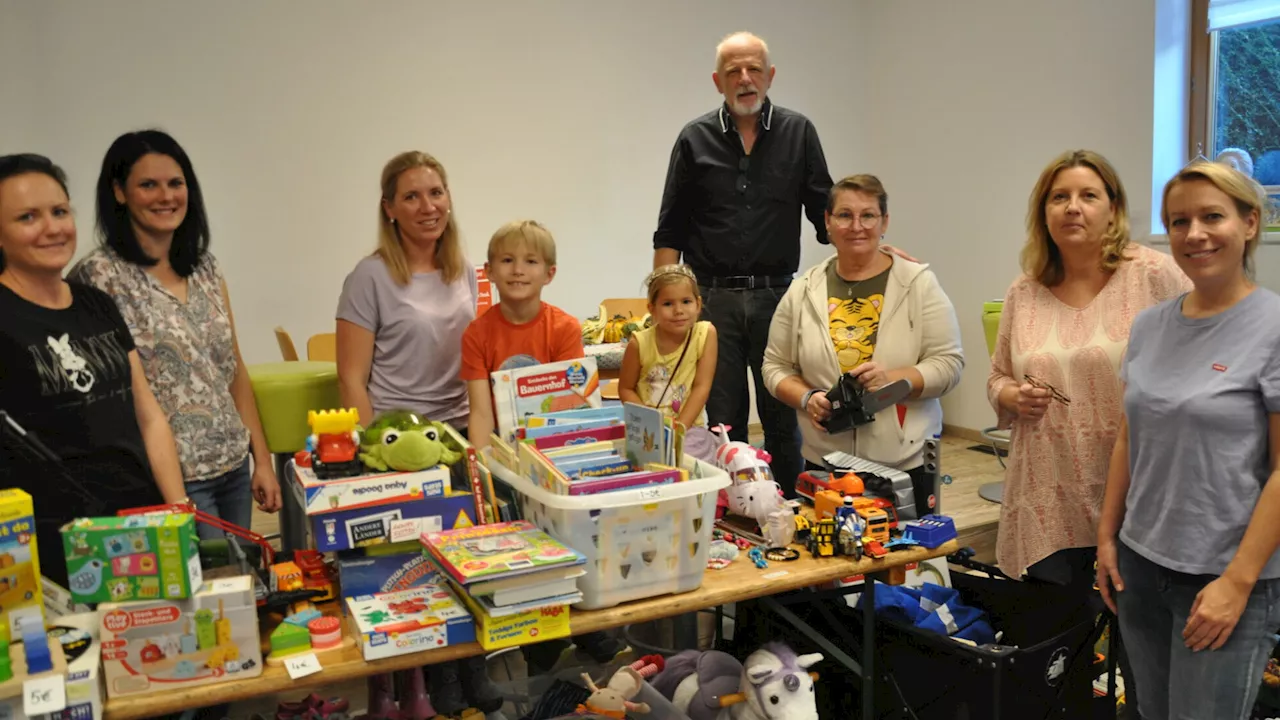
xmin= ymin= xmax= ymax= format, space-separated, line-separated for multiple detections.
xmin=651 ymin=642 xmax=823 ymax=720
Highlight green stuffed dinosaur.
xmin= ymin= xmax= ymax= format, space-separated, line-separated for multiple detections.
xmin=358 ymin=410 xmax=462 ymax=472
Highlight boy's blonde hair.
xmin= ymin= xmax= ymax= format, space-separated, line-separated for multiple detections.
xmin=1022 ymin=149 xmax=1132 ymax=287
xmin=376 ymin=151 xmax=465 ymax=286
xmin=487 ymin=220 xmax=557 ymax=265
xmin=644 ymin=264 xmax=702 ymax=305
xmin=1161 ymin=159 xmax=1266 ymax=278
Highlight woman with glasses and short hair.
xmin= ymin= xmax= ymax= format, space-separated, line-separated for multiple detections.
xmin=988 ymin=149 xmax=1189 ymax=593
xmin=762 ymin=174 xmax=964 ymax=502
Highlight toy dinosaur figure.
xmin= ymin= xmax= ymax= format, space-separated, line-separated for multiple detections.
xmin=359 ymin=410 xmax=461 ymax=472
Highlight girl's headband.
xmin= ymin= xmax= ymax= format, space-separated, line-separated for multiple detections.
xmin=644 ymin=264 xmax=698 ymax=290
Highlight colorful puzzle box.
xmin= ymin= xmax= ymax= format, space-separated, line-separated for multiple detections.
xmin=0 ymin=489 xmax=43 ymax=639
xmin=98 ymin=575 xmax=262 ymax=698
xmin=345 ymin=583 xmax=475 ymax=661
xmin=60 ymin=514 xmax=202 ymax=605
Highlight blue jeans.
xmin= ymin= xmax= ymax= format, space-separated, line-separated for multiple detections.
xmin=1116 ymin=539 xmax=1280 ymax=720
xmin=699 ymin=285 xmax=803 ymax=496
xmin=186 ymin=457 xmax=254 ymax=541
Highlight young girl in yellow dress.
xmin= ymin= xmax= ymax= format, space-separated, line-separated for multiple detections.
xmin=618 ymin=264 xmax=718 ymax=428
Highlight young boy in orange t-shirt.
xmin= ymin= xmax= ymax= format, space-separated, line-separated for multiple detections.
xmin=461 ymin=220 xmax=585 ymax=448
xmin=460 ymin=220 xmax=624 ymax=672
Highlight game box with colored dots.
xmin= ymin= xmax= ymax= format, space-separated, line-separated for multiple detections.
xmin=345 ymin=583 xmax=475 ymax=660
xmin=0 ymin=489 xmax=44 ymax=641
xmin=59 ymin=514 xmax=202 ymax=605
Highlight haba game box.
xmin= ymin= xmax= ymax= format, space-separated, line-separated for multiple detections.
xmin=0 ymin=489 xmax=44 ymax=639
xmin=98 ymin=575 xmax=262 ymax=698
xmin=490 ymin=357 xmax=602 ymax=442
xmin=346 ymin=583 xmax=475 ymax=660
xmin=61 ymin=514 xmax=202 ymax=605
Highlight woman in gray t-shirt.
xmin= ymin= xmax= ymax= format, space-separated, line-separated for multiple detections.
xmin=1097 ymin=160 xmax=1280 ymax=720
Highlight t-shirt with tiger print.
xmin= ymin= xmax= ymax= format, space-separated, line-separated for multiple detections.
xmin=825 ymin=262 xmax=890 ymax=373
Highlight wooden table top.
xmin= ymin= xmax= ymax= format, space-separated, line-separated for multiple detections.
xmin=103 ymin=540 xmax=957 ymax=719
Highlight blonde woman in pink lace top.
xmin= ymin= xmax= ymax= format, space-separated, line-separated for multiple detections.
xmin=988 ymin=150 xmax=1189 ymax=585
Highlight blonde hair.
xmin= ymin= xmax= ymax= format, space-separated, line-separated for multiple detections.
xmin=487 ymin=220 xmax=557 ymax=265
xmin=376 ymin=151 xmax=465 ymax=286
xmin=1022 ymin=149 xmax=1132 ymax=287
xmin=644 ymin=264 xmax=701 ymax=305
xmin=1161 ymin=159 xmax=1266 ymax=278
xmin=715 ymin=31 xmax=770 ymax=71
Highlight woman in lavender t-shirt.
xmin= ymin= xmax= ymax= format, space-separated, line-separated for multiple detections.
xmin=336 ymin=151 xmax=478 ymax=430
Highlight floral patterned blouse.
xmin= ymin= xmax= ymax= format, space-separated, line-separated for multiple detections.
xmin=69 ymin=248 xmax=249 ymax=483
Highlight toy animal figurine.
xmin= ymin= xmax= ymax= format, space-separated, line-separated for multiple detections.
xmin=359 ymin=410 xmax=461 ymax=472
xmin=577 ymin=666 xmax=651 ymax=717
xmin=651 ymin=642 xmax=822 ymax=720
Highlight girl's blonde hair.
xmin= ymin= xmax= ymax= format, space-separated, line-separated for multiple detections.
xmin=376 ymin=151 xmax=465 ymax=286
xmin=644 ymin=264 xmax=701 ymax=304
xmin=1022 ymin=149 xmax=1132 ymax=287
xmin=1161 ymin=159 xmax=1266 ymax=279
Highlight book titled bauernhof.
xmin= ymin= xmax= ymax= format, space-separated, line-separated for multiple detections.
xmin=419 ymin=520 xmax=585 ymax=587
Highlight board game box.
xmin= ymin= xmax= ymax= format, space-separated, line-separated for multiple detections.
xmin=60 ymin=514 xmax=202 ymax=605
xmin=345 ymin=584 xmax=475 ymax=660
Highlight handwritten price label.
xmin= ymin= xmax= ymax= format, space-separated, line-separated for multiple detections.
xmin=638 ymin=487 xmax=662 ymax=501
xmin=284 ymin=652 xmax=322 ymax=679
xmin=24 ymin=675 xmax=66 ymax=715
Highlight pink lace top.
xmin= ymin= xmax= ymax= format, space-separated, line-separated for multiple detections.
xmin=987 ymin=244 xmax=1189 ymax=577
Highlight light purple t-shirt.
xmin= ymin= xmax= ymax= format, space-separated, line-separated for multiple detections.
xmin=336 ymin=255 xmax=478 ymax=423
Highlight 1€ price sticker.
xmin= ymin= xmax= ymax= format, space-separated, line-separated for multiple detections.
xmin=285 ymin=652 xmax=323 ymax=679
xmin=638 ymin=487 xmax=663 ymax=501
xmin=24 ymin=675 xmax=66 ymax=716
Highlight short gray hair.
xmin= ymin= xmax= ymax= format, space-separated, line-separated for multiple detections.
xmin=715 ymin=31 xmax=770 ymax=72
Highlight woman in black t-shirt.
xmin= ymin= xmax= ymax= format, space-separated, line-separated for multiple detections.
xmin=0 ymin=154 xmax=186 ymax=587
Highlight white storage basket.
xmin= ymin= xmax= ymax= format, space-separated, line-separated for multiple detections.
xmin=485 ymin=451 xmax=730 ymax=610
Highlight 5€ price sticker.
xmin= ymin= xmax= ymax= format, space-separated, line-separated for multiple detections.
xmin=285 ymin=652 xmax=322 ymax=679
xmin=24 ymin=675 xmax=66 ymax=715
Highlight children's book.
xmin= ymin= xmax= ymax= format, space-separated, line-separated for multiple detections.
xmin=491 ymin=358 xmax=602 ymax=442
xmin=523 ymin=418 xmax=621 ymax=439
xmin=624 ymin=402 xmax=666 ymax=469
xmin=531 ymin=424 xmax=626 ymax=450
xmin=524 ymin=406 xmax=625 ymax=428
xmin=421 ymin=520 xmax=584 ymax=586
xmin=468 ymin=566 xmax=586 ymax=601
xmin=475 ymin=588 xmax=583 ymax=617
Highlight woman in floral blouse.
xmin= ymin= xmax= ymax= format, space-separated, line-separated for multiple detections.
xmin=70 ymin=130 xmax=281 ymax=538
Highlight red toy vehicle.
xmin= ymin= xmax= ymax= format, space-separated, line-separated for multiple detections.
xmin=797 ymin=470 xmax=899 ymax=529
xmin=306 ymin=409 xmax=363 ymax=479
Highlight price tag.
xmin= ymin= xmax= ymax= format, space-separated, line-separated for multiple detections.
xmin=24 ymin=675 xmax=66 ymax=716
xmin=284 ymin=652 xmax=323 ymax=679
xmin=638 ymin=487 xmax=663 ymax=501
xmin=762 ymin=570 xmax=790 ymax=580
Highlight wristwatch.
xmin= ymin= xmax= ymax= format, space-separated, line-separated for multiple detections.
xmin=800 ymin=388 xmax=820 ymax=412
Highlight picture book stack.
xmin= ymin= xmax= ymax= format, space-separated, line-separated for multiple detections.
xmin=420 ymin=520 xmax=585 ymax=650
xmin=489 ymin=403 xmax=692 ymax=496
xmin=490 ymin=358 xmax=603 ymax=443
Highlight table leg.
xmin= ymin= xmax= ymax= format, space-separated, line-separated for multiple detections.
xmin=671 ymin=611 xmax=699 ymax=650
xmin=862 ymin=576 xmax=876 ymax=720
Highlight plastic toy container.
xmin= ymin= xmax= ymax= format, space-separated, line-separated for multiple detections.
xmin=902 ymin=514 xmax=957 ymax=549
xmin=485 ymin=451 xmax=729 ymax=610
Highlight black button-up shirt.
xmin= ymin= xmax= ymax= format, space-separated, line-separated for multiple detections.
xmin=653 ymin=98 xmax=833 ymax=280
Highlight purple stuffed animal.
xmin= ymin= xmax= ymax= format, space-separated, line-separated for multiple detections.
xmin=651 ymin=642 xmax=822 ymax=720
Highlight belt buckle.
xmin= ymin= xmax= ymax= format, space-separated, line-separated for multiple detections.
xmin=745 ymin=276 xmax=757 ymax=290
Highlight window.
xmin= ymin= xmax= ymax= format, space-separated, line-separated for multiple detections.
xmin=1191 ymin=0 xmax=1280 ymax=226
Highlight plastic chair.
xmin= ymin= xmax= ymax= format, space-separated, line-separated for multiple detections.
xmin=274 ymin=327 xmax=299 ymax=361
xmin=600 ymin=298 xmax=648 ymax=319
xmin=980 ymin=301 xmax=1006 ymax=504
xmin=307 ymin=333 xmax=336 ymax=362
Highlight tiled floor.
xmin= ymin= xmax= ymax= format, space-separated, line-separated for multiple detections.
xmin=222 ymin=433 xmax=1005 ymax=718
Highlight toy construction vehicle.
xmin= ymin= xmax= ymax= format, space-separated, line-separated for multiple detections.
xmin=306 ymin=408 xmax=363 ymax=479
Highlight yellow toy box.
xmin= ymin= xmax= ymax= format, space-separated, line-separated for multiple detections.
xmin=98 ymin=575 xmax=262 ymax=698
xmin=0 ymin=489 xmax=44 ymax=638
xmin=455 ymin=587 xmax=571 ymax=651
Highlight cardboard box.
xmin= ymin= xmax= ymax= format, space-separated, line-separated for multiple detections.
xmin=336 ymin=543 xmax=440 ymax=597
xmin=0 ymin=612 xmax=105 ymax=720
xmin=60 ymin=514 xmax=202 ymax=605
xmin=310 ymin=492 xmax=476 ymax=552
xmin=455 ymin=587 xmax=571 ymax=651
xmin=99 ymin=576 xmax=262 ymax=698
xmin=290 ymin=463 xmax=452 ymax=516
xmin=346 ymin=584 xmax=475 ymax=660
xmin=0 ymin=489 xmax=44 ymax=638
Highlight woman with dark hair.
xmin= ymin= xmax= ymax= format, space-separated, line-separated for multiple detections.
xmin=0 ymin=153 xmax=185 ymax=587
xmin=69 ymin=130 xmax=281 ymax=540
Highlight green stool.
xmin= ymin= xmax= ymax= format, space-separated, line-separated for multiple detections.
xmin=980 ymin=300 xmax=1006 ymax=504
xmin=248 ymin=361 xmax=341 ymax=553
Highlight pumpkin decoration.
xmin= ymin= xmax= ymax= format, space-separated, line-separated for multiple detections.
xmin=602 ymin=314 xmax=642 ymax=344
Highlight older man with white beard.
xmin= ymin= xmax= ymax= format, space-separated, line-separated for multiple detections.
xmin=652 ymin=31 xmax=832 ymax=494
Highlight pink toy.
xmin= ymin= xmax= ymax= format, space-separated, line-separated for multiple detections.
xmin=711 ymin=425 xmax=789 ymax=537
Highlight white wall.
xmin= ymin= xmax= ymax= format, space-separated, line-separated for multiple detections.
xmin=857 ymin=0 xmax=1160 ymax=433
xmin=1 ymin=3 xmax=36 ymax=150
xmin=3 ymin=1 xmax=862 ymax=385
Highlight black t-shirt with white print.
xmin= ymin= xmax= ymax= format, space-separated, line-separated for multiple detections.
xmin=0 ymin=281 xmax=162 ymax=586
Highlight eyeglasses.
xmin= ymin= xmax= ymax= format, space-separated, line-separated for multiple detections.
xmin=1024 ymin=374 xmax=1070 ymax=405
xmin=831 ymin=211 xmax=883 ymax=229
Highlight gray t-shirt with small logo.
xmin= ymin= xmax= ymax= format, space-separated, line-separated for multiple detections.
xmin=1120 ymin=288 xmax=1280 ymax=578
